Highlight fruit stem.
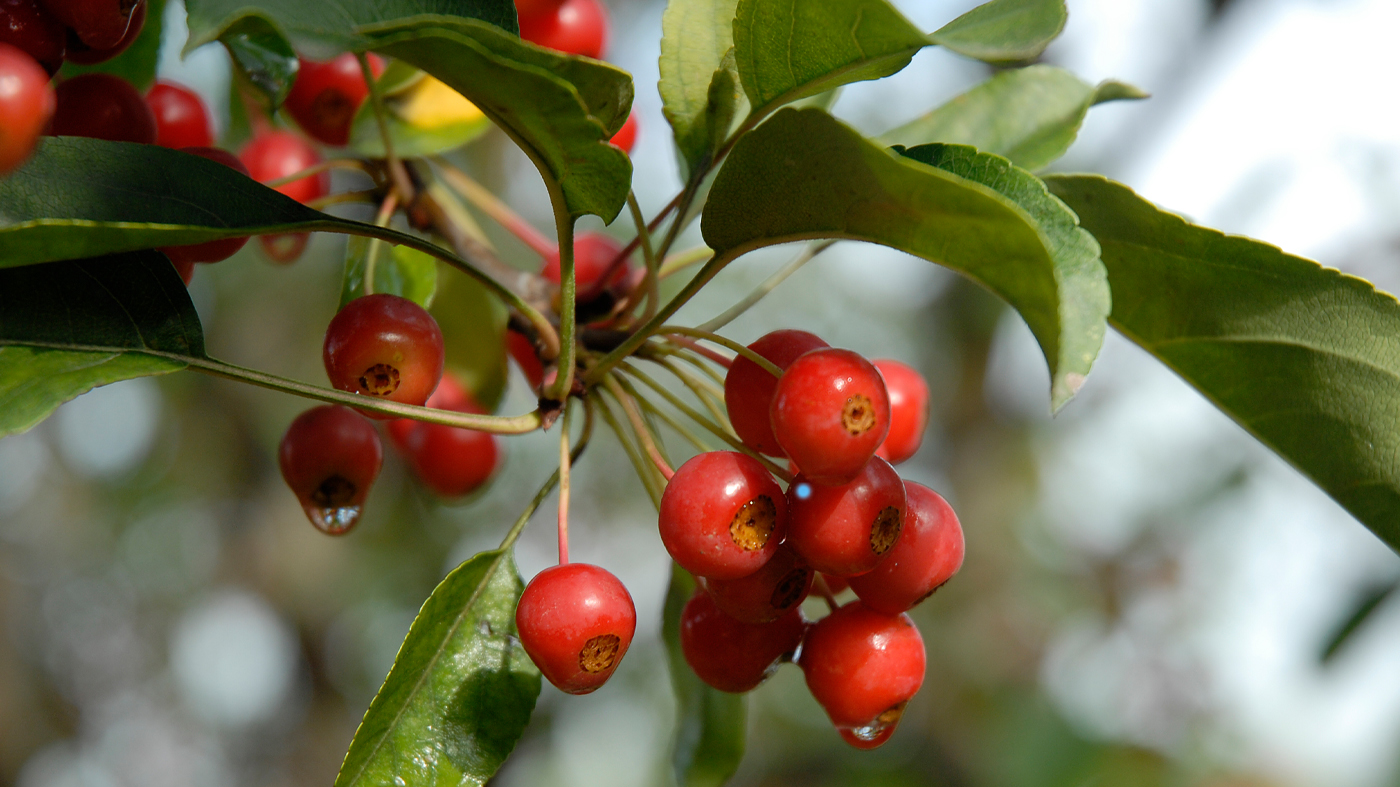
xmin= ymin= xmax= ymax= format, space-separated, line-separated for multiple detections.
xmin=658 ymin=334 xmax=731 ymax=369
xmin=697 ymin=239 xmax=837 ymax=333
xmin=812 ymin=574 xmax=840 ymax=613
xmin=660 ymin=325 xmax=782 ymax=378
xmin=497 ymin=401 xmax=593 ymax=554
xmin=592 ymin=392 xmax=663 ymax=508
xmin=596 ymin=189 xmax=684 ymax=294
xmin=620 ymin=380 xmax=714 ymax=454
xmin=604 ymin=374 xmax=674 ymax=481
xmin=308 ymin=189 xmax=379 ymax=210
xmin=264 ymin=158 xmax=375 ymax=188
xmin=359 ymin=53 xmax=414 ymax=203
xmin=545 ymin=212 xmax=578 ymax=403
xmin=657 ymin=247 xmax=714 ymax=279
xmin=642 ymin=354 xmax=731 ymax=429
xmin=557 ymin=401 xmax=574 ymax=565
xmin=626 ymin=190 xmax=661 ymax=322
xmin=362 ymin=190 xmax=400 ymax=296
xmin=432 ymin=158 xmax=557 ymax=259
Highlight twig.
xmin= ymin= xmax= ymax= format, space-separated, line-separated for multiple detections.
xmin=697 ymin=240 xmax=836 ymax=333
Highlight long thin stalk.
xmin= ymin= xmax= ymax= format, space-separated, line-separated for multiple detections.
xmin=266 ymin=158 xmax=375 ymax=188
xmin=593 ymin=392 xmax=663 ymax=508
xmin=546 ymin=213 xmax=576 ymax=402
xmin=362 ymin=191 xmax=400 ymax=296
xmin=432 ymin=158 xmax=556 ymax=258
xmin=647 ymin=356 xmax=730 ymax=430
xmin=623 ymin=383 xmax=713 ymax=454
xmin=627 ymin=191 xmax=661 ymax=323
xmin=495 ymin=406 xmax=592 ymax=553
xmin=658 ymin=247 xmax=714 ymax=279
xmin=604 ymin=375 xmax=673 ymax=480
xmin=556 ymin=402 xmax=573 ymax=565
xmin=697 ymin=239 xmax=836 ymax=333
xmin=359 ymin=53 xmax=413 ymax=201
xmin=660 ymin=325 xmax=782 ymax=378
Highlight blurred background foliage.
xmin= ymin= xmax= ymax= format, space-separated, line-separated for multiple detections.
xmin=5 ymin=0 xmax=1400 ymax=786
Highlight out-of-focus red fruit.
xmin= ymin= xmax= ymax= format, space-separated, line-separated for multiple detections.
xmin=259 ymin=233 xmax=310 ymax=264
xmin=62 ymin=0 xmax=143 ymax=64
xmin=873 ymin=359 xmax=929 ymax=465
xmin=239 ymin=128 xmax=328 ymax=204
xmin=540 ymin=231 xmax=629 ymax=297
xmin=518 ymin=0 xmax=608 ymax=59
xmin=609 ymin=111 xmax=637 ymax=153
xmin=49 ymin=72 xmax=156 ymax=143
xmin=146 ymin=81 xmax=213 ymax=149
xmin=0 ymin=43 xmax=54 ymax=173
xmin=506 ymin=330 xmax=546 ymax=390
xmin=387 ymin=374 xmax=502 ymax=498
xmin=277 ymin=404 xmax=383 ymax=535
xmin=44 ymin=0 xmax=140 ymax=50
xmin=0 ymin=0 xmax=65 ymax=74
xmin=158 ymin=147 xmax=250 ymax=265
xmin=283 ymin=52 xmax=383 ymax=146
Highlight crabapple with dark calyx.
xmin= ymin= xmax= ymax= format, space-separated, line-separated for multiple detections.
xmin=680 ymin=589 xmax=805 ymax=693
xmin=284 ymin=52 xmax=383 ymax=147
xmin=771 ymin=347 xmax=890 ymax=486
xmin=277 ymin=405 xmax=383 ymax=535
xmin=724 ymin=329 xmax=829 ymax=457
xmin=0 ymin=0 xmax=65 ymax=74
xmin=849 ymin=481 xmax=963 ymax=614
xmin=658 ymin=451 xmax=787 ymax=581
xmin=49 ymin=72 xmax=156 ymax=143
xmin=786 ymin=456 xmax=906 ymax=577
xmin=516 ymin=563 xmax=635 ymax=694
xmin=387 ymin=373 xmax=501 ymax=498
xmin=62 ymin=0 xmax=142 ymax=64
xmin=873 ymin=359 xmax=929 ymax=465
xmin=799 ymin=600 xmax=925 ymax=749
xmin=323 ymin=293 xmax=445 ymax=418
xmin=701 ymin=544 xmax=812 ymax=624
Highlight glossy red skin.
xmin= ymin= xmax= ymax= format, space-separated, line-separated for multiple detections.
xmin=786 ymin=456 xmax=906 ymax=577
xmin=323 ymin=293 xmax=446 ymax=418
xmin=0 ymin=44 xmax=54 ymax=174
xmin=516 ymin=563 xmax=636 ymax=694
xmin=506 ymin=330 xmax=545 ymax=390
xmin=680 ymin=590 xmax=805 ymax=693
xmin=159 ymin=147 xmax=251 ymax=265
xmin=277 ymin=405 xmax=383 ymax=535
xmin=387 ymin=374 xmax=501 ymax=498
xmin=239 ymin=129 xmax=328 ymax=204
xmin=514 ymin=0 xmax=564 ymax=16
xmin=609 ymin=111 xmax=636 ymax=154
xmin=701 ymin=544 xmax=812 ymax=623
xmin=799 ymin=601 xmax=924 ymax=737
xmin=659 ymin=451 xmax=788 ymax=580
xmin=873 ymin=359 xmax=928 ymax=465
xmin=724 ymin=329 xmax=828 ymax=457
xmin=62 ymin=0 xmax=142 ymax=64
xmin=518 ymin=0 xmax=607 ymax=59
xmin=541 ymin=231 xmax=629 ymax=296
xmin=284 ymin=52 xmax=383 ymax=146
xmin=146 ymin=81 xmax=212 ymax=148
xmin=259 ymin=233 xmax=310 ymax=264
xmin=771 ymin=348 xmax=890 ymax=485
xmin=49 ymin=72 xmax=156 ymax=143
xmin=0 ymin=0 xmax=65 ymax=74
xmin=43 ymin=0 xmax=139 ymax=49
xmin=849 ymin=482 xmax=962 ymax=614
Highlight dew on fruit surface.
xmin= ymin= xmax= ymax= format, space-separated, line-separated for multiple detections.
xmin=844 ymin=702 xmax=907 ymax=742
xmin=842 ymin=394 xmax=876 ymax=435
xmin=730 ymin=495 xmax=777 ymax=551
xmin=869 ymin=505 xmax=902 ymax=555
xmin=358 ymin=363 xmax=401 ymax=396
xmin=578 ymin=633 xmax=621 ymax=673
xmin=305 ymin=503 xmax=361 ymax=535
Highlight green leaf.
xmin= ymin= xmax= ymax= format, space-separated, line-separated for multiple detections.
xmin=929 ymin=0 xmax=1066 ymax=65
xmin=348 ymin=64 xmax=492 ymax=158
xmin=220 ymin=15 xmax=300 ymax=107
xmin=731 ymin=0 xmax=930 ymax=121
xmin=431 ymin=261 xmax=509 ymax=412
xmin=898 ymin=144 xmax=1107 ymax=409
xmin=659 ymin=0 xmax=744 ymax=175
xmin=663 ymin=566 xmax=746 ymax=787
xmin=1321 ymin=580 xmax=1397 ymax=664
xmin=1045 ymin=174 xmax=1400 ymax=551
xmin=366 ymin=21 xmax=633 ymax=222
xmin=183 ymin=0 xmax=519 ymax=53
xmin=0 ymin=252 xmax=203 ymax=437
xmin=0 ymin=138 xmax=328 ymax=266
xmin=59 ymin=0 xmax=167 ymax=91
xmin=336 ymin=548 xmax=539 ymax=787
xmin=702 ymin=109 xmax=1084 ymax=410
xmin=881 ymin=65 xmax=1147 ymax=171
xmin=340 ymin=239 xmax=440 ymax=310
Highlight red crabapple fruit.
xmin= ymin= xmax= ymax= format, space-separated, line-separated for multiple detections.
xmin=387 ymin=374 xmax=501 ymax=498
xmin=658 ymin=451 xmax=787 ymax=580
xmin=323 ymin=293 xmax=445 ymax=417
xmin=277 ymin=405 xmax=383 ymax=534
xmin=0 ymin=43 xmax=54 ymax=174
xmin=771 ymin=348 xmax=890 ymax=486
xmin=724 ymin=329 xmax=829 ymax=457
xmin=146 ymin=81 xmax=213 ymax=149
xmin=540 ymin=231 xmax=630 ymax=297
xmin=516 ymin=563 xmax=635 ymax=694
xmin=786 ymin=456 xmax=906 ymax=577
xmin=0 ymin=0 xmax=65 ymax=74
xmin=873 ymin=359 xmax=929 ymax=465
xmin=49 ymin=72 xmax=156 ymax=143
xmin=517 ymin=0 xmax=608 ymax=59
xmin=283 ymin=52 xmax=383 ymax=147
xmin=610 ymin=111 xmax=637 ymax=153
xmin=62 ymin=0 xmax=143 ymax=64
xmin=44 ymin=0 xmax=140 ymax=50
xmin=849 ymin=481 xmax=963 ymax=614
xmin=680 ymin=590 xmax=805 ymax=693
xmin=701 ymin=544 xmax=812 ymax=624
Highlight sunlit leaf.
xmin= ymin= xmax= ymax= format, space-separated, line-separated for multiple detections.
xmin=349 ymin=65 xmax=492 ymax=158
xmin=335 ymin=548 xmax=539 ymax=787
xmin=881 ymin=65 xmax=1147 ymax=171
xmin=0 ymin=252 xmax=202 ymax=437
xmin=659 ymin=0 xmax=744 ymax=175
xmin=930 ymin=0 xmax=1066 ymax=66
xmin=1047 ymin=174 xmax=1400 ymax=551
xmin=340 ymin=239 xmax=439 ymax=309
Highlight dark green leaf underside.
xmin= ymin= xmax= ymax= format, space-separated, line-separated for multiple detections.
xmin=1046 ymin=174 xmax=1400 ymax=552
xmin=663 ymin=566 xmax=746 ymax=787
xmin=930 ymin=0 xmax=1067 ymax=65
xmin=183 ymin=0 xmax=519 ymax=53
xmin=0 ymin=252 xmax=204 ymax=436
xmin=335 ymin=548 xmax=539 ymax=787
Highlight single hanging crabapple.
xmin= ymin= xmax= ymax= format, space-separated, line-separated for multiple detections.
xmin=540 ymin=231 xmax=631 ymax=297
xmin=724 ymin=329 xmax=829 ymax=457
xmin=239 ymin=129 xmax=328 ymax=263
xmin=609 ymin=111 xmax=637 ymax=154
xmin=701 ymin=544 xmax=812 ymax=623
xmin=323 ymin=293 xmax=445 ymax=417
xmin=277 ymin=405 xmax=383 ymax=534
xmin=786 ymin=456 xmax=906 ymax=577
xmin=873 ymin=359 xmax=929 ymax=465
xmin=387 ymin=373 xmax=501 ymax=498
xmin=771 ymin=347 xmax=890 ymax=485
xmin=799 ymin=600 xmax=925 ymax=749
xmin=516 ymin=563 xmax=635 ymax=694
xmin=62 ymin=0 xmax=142 ymax=64
xmin=48 ymin=72 xmax=156 ymax=143
xmin=157 ymin=147 xmax=251 ymax=266
xmin=283 ymin=52 xmax=384 ymax=147
xmin=0 ymin=0 xmax=66 ymax=75
xmin=658 ymin=451 xmax=788 ymax=581
xmin=145 ymin=81 xmax=212 ymax=149
xmin=680 ymin=589 xmax=806 ymax=693
xmin=517 ymin=0 xmax=608 ymax=59
xmin=0 ymin=43 xmax=54 ymax=175
xmin=849 ymin=481 xmax=963 ymax=614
